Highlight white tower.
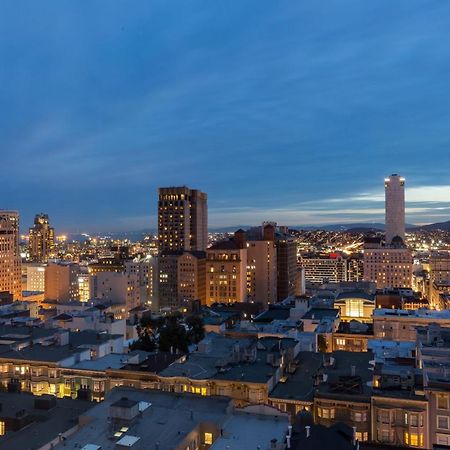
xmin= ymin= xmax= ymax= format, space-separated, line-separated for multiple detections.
xmin=384 ymin=174 xmax=405 ymax=245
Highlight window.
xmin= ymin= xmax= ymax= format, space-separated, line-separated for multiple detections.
xmin=438 ymin=396 xmax=449 ymax=410
xmin=410 ymin=414 xmax=419 ymax=427
xmin=378 ymin=410 xmax=390 ymax=424
xmin=0 ymin=421 xmax=4 ymax=436
xmin=352 ymin=411 xmax=367 ymax=422
xmin=318 ymin=407 xmax=335 ymax=419
xmin=204 ymin=432 xmax=213 ymax=445
xmin=438 ymin=416 xmax=450 ymax=430
xmin=355 ymin=431 xmax=368 ymax=442
xmin=378 ymin=430 xmax=391 ymax=442
xmin=437 ymin=434 xmax=450 ymax=446
xmin=404 ymin=432 xmax=423 ymax=447
xmin=336 ymin=338 xmax=346 ymax=346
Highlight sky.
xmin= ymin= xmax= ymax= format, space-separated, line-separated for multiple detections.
xmin=2 ymin=0 xmax=450 ymax=233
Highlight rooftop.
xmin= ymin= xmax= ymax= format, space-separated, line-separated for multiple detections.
xmin=302 ymin=308 xmax=340 ymax=321
xmin=0 ymin=392 xmax=91 ymax=450
xmin=270 ymin=351 xmax=323 ymax=402
xmin=53 ymin=388 xmax=232 ymax=450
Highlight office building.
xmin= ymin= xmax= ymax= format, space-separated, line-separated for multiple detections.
xmin=385 ymin=174 xmax=406 ymax=245
xmin=45 ymin=262 xmax=79 ymax=302
xmin=158 ymin=186 xmax=207 ymax=253
xmin=24 ymin=263 xmax=46 ymax=292
xmin=246 ymin=239 xmax=278 ymax=306
xmin=276 ymin=236 xmax=297 ymax=301
xmin=301 ymin=255 xmax=347 ymax=284
xmin=0 ymin=211 xmax=21 ymax=300
xmin=28 ymin=213 xmax=55 ymax=262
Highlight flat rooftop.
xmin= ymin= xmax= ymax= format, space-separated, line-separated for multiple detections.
xmin=374 ymin=308 xmax=450 ymax=319
xmin=270 ymin=351 xmax=323 ymax=402
xmin=54 ymin=388 xmax=232 ymax=450
xmin=0 ymin=392 xmax=92 ymax=450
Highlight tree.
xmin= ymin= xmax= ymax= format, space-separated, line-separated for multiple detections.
xmin=186 ymin=315 xmax=205 ymax=344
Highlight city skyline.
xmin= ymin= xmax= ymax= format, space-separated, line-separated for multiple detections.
xmin=2 ymin=1 xmax=450 ymax=231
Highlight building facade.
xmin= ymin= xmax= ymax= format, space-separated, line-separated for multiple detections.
xmin=206 ymin=241 xmax=247 ymax=305
xmin=45 ymin=262 xmax=79 ymax=302
xmin=28 ymin=213 xmax=54 ymax=263
xmin=385 ymin=174 xmax=406 ymax=245
xmin=158 ymin=186 xmax=208 ymax=253
xmin=0 ymin=211 xmax=21 ymax=300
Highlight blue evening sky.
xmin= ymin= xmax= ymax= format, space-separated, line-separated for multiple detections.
xmin=1 ymin=0 xmax=450 ymax=233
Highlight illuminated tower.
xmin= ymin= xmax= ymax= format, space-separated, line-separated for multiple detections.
xmin=0 ymin=210 xmax=22 ymax=300
xmin=385 ymin=174 xmax=405 ymax=245
xmin=29 ymin=213 xmax=55 ymax=262
xmin=157 ymin=187 xmax=207 ymax=253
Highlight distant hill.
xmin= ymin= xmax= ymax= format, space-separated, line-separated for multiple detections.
xmin=413 ymin=220 xmax=450 ymax=231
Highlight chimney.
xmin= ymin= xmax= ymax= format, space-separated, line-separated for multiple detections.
xmin=295 ymin=268 xmax=306 ymax=297
xmin=305 ymin=425 xmax=311 ymax=438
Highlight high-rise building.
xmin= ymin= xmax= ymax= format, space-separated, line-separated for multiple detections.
xmin=246 ymin=239 xmax=277 ymax=306
xmin=385 ymin=174 xmax=405 ymax=245
xmin=363 ymin=174 xmax=412 ymax=289
xmin=0 ymin=211 xmax=21 ymax=300
xmin=29 ymin=213 xmax=55 ymax=262
xmin=276 ymin=237 xmax=297 ymax=301
xmin=158 ymin=187 xmax=207 ymax=253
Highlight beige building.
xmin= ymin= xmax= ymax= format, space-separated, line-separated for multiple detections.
xmin=0 ymin=210 xmax=21 ymax=300
xmin=363 ymin=247 xmax=412 ymax=289
xmin=177 ymin=251 xmax=206 ymax=306
xmin=373 ymin=308 xmax=450 ymax=342
xmin=93 ymin=271 xmax=140 ymax=312
xmin=45 ymin=262 xmax=79 ymax=302
xmin=206 ymin=240 xmax=247 ymax=305
xmin=158 ymin=186 xmax=207 ymax=253
xmin=371 ymin=395 xmax=429 ymax=448
xmin=246 ymin=239 xmax=277 ymax=306
xmin=25 ymin=263 xmax=46 ymax=292
xmin=430 ymin=252 xmax=450 ymax=284
xmin=28 ymin=213 xmax=55 ymax=263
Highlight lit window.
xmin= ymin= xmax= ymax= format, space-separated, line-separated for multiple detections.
xmin=0 ymin=421 xmax=5 ymax=436
xmin=204 ymin=432 xmax=213 ymax=444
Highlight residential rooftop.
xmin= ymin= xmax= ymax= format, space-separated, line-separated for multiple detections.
xmin=0 ymin=392 xmax=92 ymax=450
